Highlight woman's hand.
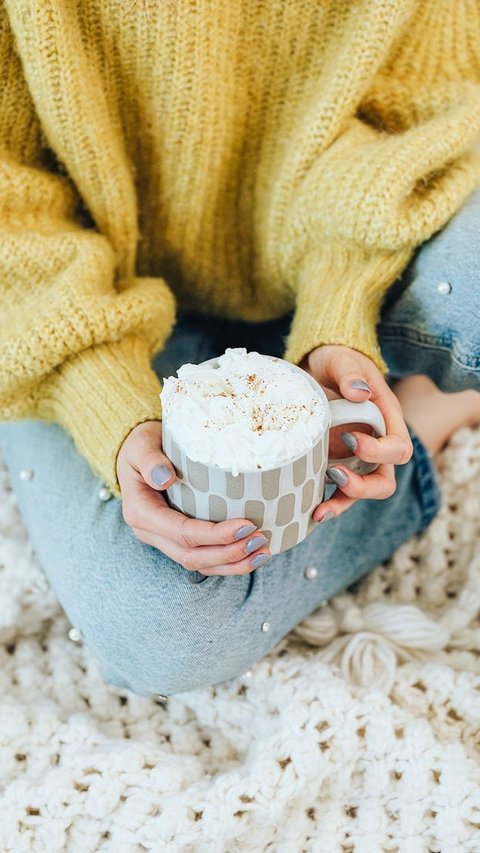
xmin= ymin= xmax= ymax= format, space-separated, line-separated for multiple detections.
xmin=116 ymin=420 xmax=271 ymax=576
xmin=299 ymin=345 xmax=414 ymax=522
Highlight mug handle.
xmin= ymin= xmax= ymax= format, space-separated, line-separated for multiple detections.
xmin=326 ymin=399 xmax=387 ymax=480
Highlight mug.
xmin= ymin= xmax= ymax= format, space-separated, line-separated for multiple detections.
xmin=162 ymin=354 xmax=386 ymax=555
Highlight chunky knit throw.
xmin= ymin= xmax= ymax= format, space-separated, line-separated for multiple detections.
xmin=1 ymin=426 xmax=480 ymax=851
xmin=1 ymin=0 xmax=480 ymax=493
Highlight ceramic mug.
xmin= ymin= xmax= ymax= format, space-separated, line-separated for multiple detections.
xmin=162 ymin=354 xmax=386 ymax=555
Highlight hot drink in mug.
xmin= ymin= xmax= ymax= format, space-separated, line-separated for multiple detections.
xmin=160 ymin=348 xmax=386 ymax=555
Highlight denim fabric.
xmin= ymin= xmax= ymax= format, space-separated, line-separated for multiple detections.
xmin=1 ymin=187 xmax=479 ymax=697
xmin=377 ymin=187 xmax=480 ymax=390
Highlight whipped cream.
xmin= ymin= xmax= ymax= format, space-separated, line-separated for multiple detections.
xmin=160 ymin=348 xmax=326 ymax=474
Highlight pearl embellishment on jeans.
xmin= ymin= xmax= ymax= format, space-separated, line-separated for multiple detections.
xmin=68 ymin=627 xmax=83 ymax=643
xmin=98 ymin=485 xmax=112 ymax=501
xmin=304 ymin=565 xmax=318 ymax=580
xmin=19 ymin=469 xmax=34 ymax=481
xmin=261 ymin=621 xmax=271 ymax=633
xmin=436 ymin=280 xmax=452 ymax=295
xmin=243 ymin=670 xmax=253 ymax=679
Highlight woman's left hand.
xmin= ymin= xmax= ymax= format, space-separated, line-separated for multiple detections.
xmin=298 ymin=344 xmax=414 ymax=522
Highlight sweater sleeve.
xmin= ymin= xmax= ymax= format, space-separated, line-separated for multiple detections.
xmin=282 ymin=0 xmax=480 ymax=374
xmin=0 ymin=9 xmax=175 ymax=497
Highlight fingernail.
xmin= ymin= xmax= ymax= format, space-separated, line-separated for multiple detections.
xmin=245 ymin=534 xmax=268 ymax=555
xmin=350 ymin=379 xmax=371 ymax=392
xmin=235 ymin=523 xmax=257 ymax=540
xmin=326 ymin=466 xmax=349 ymax=486
xmin=318 ymin=510 xmax=335 ymax=523
xmin=150 ymin=464 xmax=173 ymax=487
xmin=250 ymin=552 xmax=271 ymax=569
xmin=341 ymin=432 xmax=358 ymax=452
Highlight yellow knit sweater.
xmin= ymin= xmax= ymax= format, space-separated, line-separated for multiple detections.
xmin=1 ymin=0 xmax=480 ymax=497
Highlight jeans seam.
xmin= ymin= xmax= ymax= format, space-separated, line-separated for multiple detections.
xmin=408 ymin=430 xmax=442 ymax=531
xmin=379 ymin=324 xmax=480 ymax=371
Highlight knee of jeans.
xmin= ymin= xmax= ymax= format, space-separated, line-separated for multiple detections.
xmin=379 ymin=189 xmax=480 ymax=383
xmin=82 ymin=571 xmax=258 ymax=697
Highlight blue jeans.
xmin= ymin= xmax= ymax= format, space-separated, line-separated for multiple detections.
xmin=1 ymin=188 xmax=479 ymax=697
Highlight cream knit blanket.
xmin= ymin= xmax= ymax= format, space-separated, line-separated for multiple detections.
xmin=1 ymin=428 xmax=479 ymax=852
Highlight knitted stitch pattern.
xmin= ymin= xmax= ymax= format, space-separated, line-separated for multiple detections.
xmin=1 ymin=1 xmax=480 ymax=493
xmin=1 ymin=428 xmax=480 ymax=851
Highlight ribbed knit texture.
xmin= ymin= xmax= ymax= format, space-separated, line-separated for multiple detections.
xmin=1 ymin=0 xmax=479 ymax=495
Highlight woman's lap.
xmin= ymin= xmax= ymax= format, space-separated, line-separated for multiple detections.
xmin=0 ymin=313 xmax=441 ymax=697
xmin=4 ymin=188 xmax=478 ymax=696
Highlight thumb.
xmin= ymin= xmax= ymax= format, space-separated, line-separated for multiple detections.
xmin=133 ymin=426 xmax=177 ymax=491
xmin=335 ymin=357 xmax=373 ymax=402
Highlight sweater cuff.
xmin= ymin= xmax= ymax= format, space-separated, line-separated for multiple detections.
xmin=283 ymin=241 xmax=414 ymax=375
xmin=38 ymin=334 xmax=163 ymax=497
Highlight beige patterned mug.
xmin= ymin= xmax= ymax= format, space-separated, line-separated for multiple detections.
xmin=161 ymin=355 xmax=386 ymax=555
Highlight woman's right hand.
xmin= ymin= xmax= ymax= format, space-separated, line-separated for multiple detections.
xmin=116 ymin=420 xmax=271 ymax=576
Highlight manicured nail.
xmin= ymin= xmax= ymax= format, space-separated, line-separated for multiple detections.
xmin=250 ymin=552 xmax=271 ymax=569
xmin=150 ymin=464 xmax=173 ymax=487
xmin=350 ymin=379 xmax=371 ymax=392
xmin=326 ymin=466 xmax=349 ymax=486
xmin=341 ymin=432 xmax=358 ymax=452
xmin=235 ymin=523 xmax=257 ymax=540
xmin=245 ymin=534 xmax=268 ymax=555
xmin=318 ymin=510 xmax=335 ymax=523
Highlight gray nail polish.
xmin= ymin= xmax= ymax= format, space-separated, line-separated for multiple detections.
xmin=341 ymin=432 xmax=358 ymax=452
xmin=234 ymin=523 xmax=257 ymax=540
xmin=326 ymin=466 xmax=349 ymax=486
xmin=245 ymin=534 xmax=268 ymax=554
xmin=150 ymin=464 xmax=173 ymax=487
xmin=250 ymin=552 xmax=271 ymax=569
xmin=319 ymin=511 xmax=335 ymax=523
xmin=350 ymin=379 xmax=371 ymax=392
